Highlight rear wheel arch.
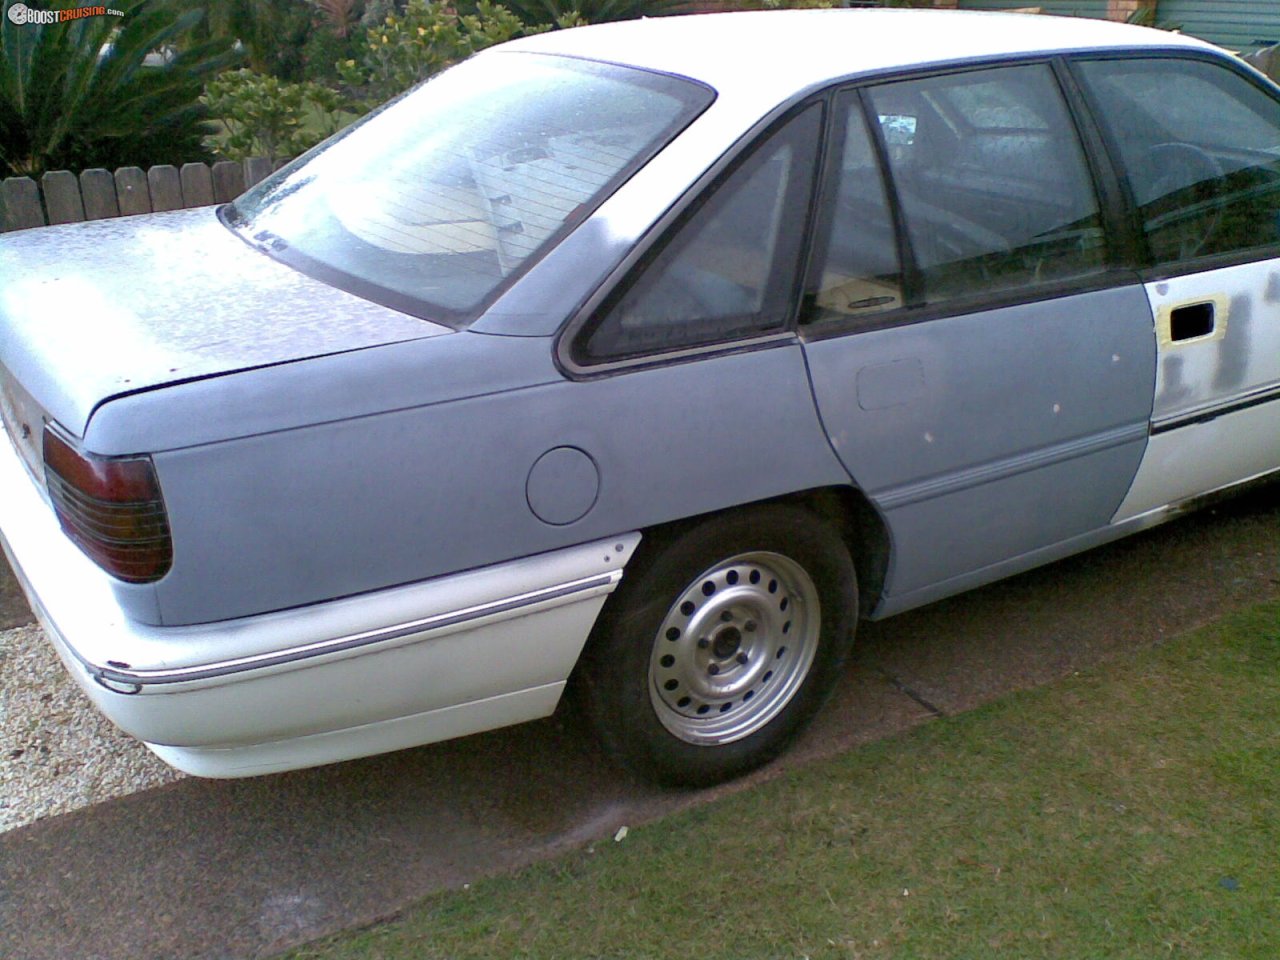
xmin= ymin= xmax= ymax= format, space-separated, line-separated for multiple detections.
xmin=618 ymin=485 xmax=891 ymax=616
xmin=781 ymin=485 xmax=890 ymax=619
xmin=571 ymin=487 xmax=888 ymax=785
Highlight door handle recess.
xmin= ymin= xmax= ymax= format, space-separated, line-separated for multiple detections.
xmin=1157 ymin=294 xmax=1229 ymax=347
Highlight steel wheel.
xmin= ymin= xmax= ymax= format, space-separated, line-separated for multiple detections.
xmin=648 ymin=551 xmax=819 ymax=745
xmin=577 ymin=503 xmax=857 ymax=787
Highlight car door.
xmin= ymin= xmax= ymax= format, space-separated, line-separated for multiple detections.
xmin=1071 ymin=55 xmax=1280 ymax=522
xmin=800 ymin=63 xmax=1157 ymax=615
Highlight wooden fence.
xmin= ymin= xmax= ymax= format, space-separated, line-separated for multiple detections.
xmin=0 ymin=158 xmax=278 ymax=234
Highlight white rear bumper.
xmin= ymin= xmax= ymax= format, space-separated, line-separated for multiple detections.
xmin=0 ymin=425 xmax=638 ymax=777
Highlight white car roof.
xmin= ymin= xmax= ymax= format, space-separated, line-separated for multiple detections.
xmin=481 ymin=10 xmax=1222 ymax=336
xmin=504 ymin=9 xmax=1218 ymax=100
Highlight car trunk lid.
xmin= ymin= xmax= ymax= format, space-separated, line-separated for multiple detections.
xmin=0 ymin=206 xmax=449 ymax=441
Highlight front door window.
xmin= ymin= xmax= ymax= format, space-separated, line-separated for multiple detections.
xmin=1076 ymin=57 xmax=1280 ymax=267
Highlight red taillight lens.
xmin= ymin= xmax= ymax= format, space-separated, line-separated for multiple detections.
xmin=43 ymin=428 xmax=172 ymax=583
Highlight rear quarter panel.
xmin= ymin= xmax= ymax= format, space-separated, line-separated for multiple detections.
xmin=117 ymin=338 xmax=847 ymax=626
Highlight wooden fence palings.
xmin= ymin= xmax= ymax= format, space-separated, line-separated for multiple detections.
xmin=0 ymin=158 xmax=274 ymax=233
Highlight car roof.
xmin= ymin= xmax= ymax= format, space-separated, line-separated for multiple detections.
xmin=501 ymin=9 xmax=1219 ymax=99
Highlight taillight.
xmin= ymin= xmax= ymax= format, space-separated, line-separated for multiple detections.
xmin=42 ymin=427 xmax=173 ymax=583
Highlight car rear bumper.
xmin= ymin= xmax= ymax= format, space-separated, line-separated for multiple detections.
xmin=0 ymin=425 xmax=638 ymax=777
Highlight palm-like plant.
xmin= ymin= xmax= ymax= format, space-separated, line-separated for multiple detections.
xmin=185 ymin=0 xmax=313 ymax=79
xmin=0 ymin=0 xmax=237 ymax=178
xmin=311 ymin=0 xmax=363 ymax=38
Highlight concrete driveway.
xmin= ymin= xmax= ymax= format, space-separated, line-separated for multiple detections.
xmin=1 ymin=485 xmax=1276 ymax=960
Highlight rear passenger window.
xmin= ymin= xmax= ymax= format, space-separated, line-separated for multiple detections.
xmin=865 ymin=65 xmax=1107 ymax=303
xmin=1075 ymin=57 xmax=1280 ymax=265
xmin=578 ymin=106 xmax=821 ymax=363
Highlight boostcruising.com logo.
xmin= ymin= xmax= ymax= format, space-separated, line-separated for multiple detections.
xmin=7 ymin=3 xmax=124 ymax=24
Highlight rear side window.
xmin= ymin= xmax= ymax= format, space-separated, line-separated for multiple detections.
xmin=577 ymin=105 xmax=822 ymax=363
xmin=864 ymin=64 xmax=1107 ymax=303
xmin=805 ymin=92 xmax=904 ymax=323
xmin=1075 ymin=57 xmax=1280 ymax=265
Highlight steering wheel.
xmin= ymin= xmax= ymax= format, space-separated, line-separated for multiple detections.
xmin=1144 ymin=142 xmax=1225 ymax=261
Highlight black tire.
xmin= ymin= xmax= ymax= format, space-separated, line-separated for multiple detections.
xmin=576 ymin=503 xmax=857 ymax=787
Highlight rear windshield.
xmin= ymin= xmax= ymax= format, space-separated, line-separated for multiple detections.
xmin=225 ymin=53 xmax=713 ymax=327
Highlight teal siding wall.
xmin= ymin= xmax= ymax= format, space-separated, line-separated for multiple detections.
xmin=1158 ymin=0 xmax=1280 ymax=52
xmin=958 ymin=1 xmax=1111 ymax=17
xmin=956 ymin=1 xmax=1280 ymax=53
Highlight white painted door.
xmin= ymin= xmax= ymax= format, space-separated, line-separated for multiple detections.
xmin=1073 ymin=56 xmax=1280 ymax=520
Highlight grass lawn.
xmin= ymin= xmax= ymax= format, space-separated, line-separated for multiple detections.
xmin=283 ymin=599 xmax=1280 ymax=959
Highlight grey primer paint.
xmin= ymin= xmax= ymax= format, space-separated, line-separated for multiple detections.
xmin=0 ymin=207 xmax=446 ymax=437
xmin=134 ymin=340 xmax=849 ymax=626
xmin=802 ymin=284 xmax=1157 ymax=605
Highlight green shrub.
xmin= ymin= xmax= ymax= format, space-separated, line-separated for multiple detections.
xmin=489 ymin=0 xmax=678 ymax=26
xmin=201 ymin=69 xmax=345 ymax=162
xmin=337 ymin=0 xmax=539 ymax=108
xmin=301 ymin=19 xmax=365 ymax=83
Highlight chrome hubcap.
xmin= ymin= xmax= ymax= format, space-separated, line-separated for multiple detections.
xmin=648 ymin=551 xmax=820 ymax=745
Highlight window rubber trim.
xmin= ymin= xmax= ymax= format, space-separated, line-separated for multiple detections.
xmin=560 ymin=45 xmax=1272 ymax=368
